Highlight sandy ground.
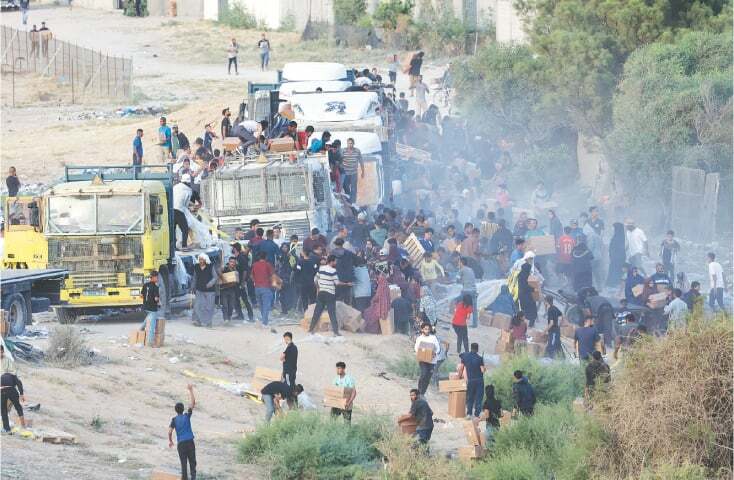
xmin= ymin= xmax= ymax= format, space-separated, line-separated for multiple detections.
xmin=0 ymin=6 xmax=448 ymax=187
xmin=2 ymin=308 xmax=502 ymax=480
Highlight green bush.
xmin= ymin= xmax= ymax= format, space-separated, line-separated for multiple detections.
xmin=373 ymin=0 xmax=414 ymax=30
xmin=238 ymin=411 xmax=388 ymax=479
xmin=470 ymin=449 xmax=544 ymax=480
xmin=278 ymin=13 xmax=296 ymax=32
xmin=387 ymin=354 xmax=456 ymax=380
xmin=484 ymin=354 xmax=584 ymax=408
xmin=638 ymin=464 xmax=711 ymax=480
xmin=219 ymin=3 xmax=257 ymax=29
xmin=334 ymin=0 xmax=367 ymax=25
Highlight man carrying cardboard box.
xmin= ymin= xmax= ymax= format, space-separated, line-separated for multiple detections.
xmin=330 ymin=361 xmax=357 ymax=424
xmin=408 ymin=388 xmax=434 ymax=445
xmin=138 ymin=272 xmax=160 ymax=347
xmin=414 ymin=323 xmax=441 ymax=395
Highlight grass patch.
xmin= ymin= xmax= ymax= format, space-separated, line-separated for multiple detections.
xmin=90 ymin=414 xmax=106 ymax=432
xmin=387 ymin=353 xmax=457 ymax=380
xmin=484 ymin=353 xmax=584 ymax=407
xmin=46 ymin=325 xmax=94 ymax=368
xmin=238 ymin=411 xmax=389 ymax=479
xmin=470 ymin=449 xmax=544 ymax=480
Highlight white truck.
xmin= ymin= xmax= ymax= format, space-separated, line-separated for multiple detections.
xmin=278 ymin=62 xmax=353 ymax=100
xmin=200 ymin=152 xmax=336 ymax=240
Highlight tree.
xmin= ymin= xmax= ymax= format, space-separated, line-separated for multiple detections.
xmin=334 ymin=0 xmax=367 ymax=25
xmin=606 ymin=31 xmax=732 ymax=202
xmin=373 ymin=0 xmax=414 ymax=30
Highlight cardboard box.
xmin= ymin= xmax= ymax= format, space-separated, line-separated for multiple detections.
xmin=152 ymin=333 xmax=165 ymax=348
xmin=416 ymin=342 xmax=435 ymax=363
xmin=220 ymin=270 xmax=239 ymax=285
xmin=647 ymin=292 xmax=668 ymax=309
xmin=528 ymin=328 xmax=548 ymax=344
xmin=458 ymin=445 xmax=483 ymax=460
xmin=379 ymin=311 xmax=395 ymax=335
xmin=560 ymin=324 xmax=575 ymax=339
xmin=150 ymin=469 xmax=180 ymax=480
xmin=479 ymin=311 xmax=493 ymax=327
xmin=526 ymin=235 xmax=556 ymax=256
xmin=128 ymin=330 xmax=146 ymax=345
xmin=397 ymin=414 xmax=418 ymax=435
xmin=449 ymin=372 xmax=460 ymax=380
xmin=438 ymin=379 xmax=467 ymax=393
xmin=631 ymin=284 xmax=644 ymax=297
xmin=144 ymin=318 xmax=166 ymax=347
xmin=255 ymin=367 xmax=283 ymax=382
xmin=495 ymin=330 xmax=514 ymax=354
xmin=447 ymin=391 xmax=466 ymax=418
xmin=269 ymin=137 xmax=297 ymax=152
xmin=491 ymin=313 xmax=512 ymax=330
xmin=323 ymin=396 xmax=349 ymax=409
xmin=463 ymin=420 xmax=481 ymax=446
xmin=499 ymin=409 xmax=513 ymax=427
xmin=324 ymin=386 xmax=353 ymax=399
xmin=221 ymin=137 xmax=241 ymax=152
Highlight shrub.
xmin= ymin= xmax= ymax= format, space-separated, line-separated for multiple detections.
xmin=278 ymin=13 xmax=296 ymax=32
xmin=376 ymin=430 xmax=467 ymax=479
xmin=334 ymin=0 xmax=367 ymax=25
xmin=484 ymin=354 xmax=584 ymax=408
xmin=46 ymin=325 xmax=93 ymax=368
xmin=387 ymin=353 xmax=456 ymax=380
xmin=590 ymin=315 xmax=733 ymax=478
xmin=238 ymin=411 xmax=388 ymax=479
xmin=470 ymin=449 xmax=544 ymax=480
xmin=218 ymin=3 xmax=257 ymax=29
xmin=373 ymin=0 xmax=414 ymax=30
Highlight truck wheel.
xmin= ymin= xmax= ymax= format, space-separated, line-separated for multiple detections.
xmin=55 ymin=307 xmax=78 ymax=325
xmin=3 ymin=293 xmax=29 ymax=336
xmin=159 ymin=269 xmax=170 ymax=316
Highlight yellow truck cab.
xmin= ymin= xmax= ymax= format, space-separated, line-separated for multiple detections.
xmin=3 ymin=165 xmax=219 ymax=323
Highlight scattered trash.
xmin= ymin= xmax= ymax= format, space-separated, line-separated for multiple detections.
xmin=115 ymin=103 xmax=164 ymax=117
xmin=169 ymin=357 xmax=179 ymax=364
xmin=300 ymin=334 xmax=346 ymax=345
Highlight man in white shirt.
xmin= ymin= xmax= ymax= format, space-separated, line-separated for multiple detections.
xmin=308 ymin=255 xmax=340 ymax=335
xmin=664 ymin=288 xmax=688 ymax=331
xmin=172 ymin=174 xmax=200 ymax=249
xmin=707 ymin=252 xmax=726 ymax=311
xmin=414 ymin=322 xmax=441 ymax=395
xmin=625 ymin=219 xmax=648 ymax=273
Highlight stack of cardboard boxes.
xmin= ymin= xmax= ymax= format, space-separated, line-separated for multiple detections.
xmin=323 ymin=386 xmax=353 ymax=409
xmin=127 ymin=318 xmax=166 ymax=347
xmin=458 ymin=419 xmax=485 ymax=461
xmin=439 ymin=378 xmax=467 ymax=418
xmin=246 ymin=367 xmax=283 ymax=399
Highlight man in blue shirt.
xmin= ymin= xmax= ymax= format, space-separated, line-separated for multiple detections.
xmin=258 ymin=229 xmax=281 ymax=266
xmin=419 ymin=228 xmax=435 ymax=254
xmin=459 ymin=342 xmax=486 ymax=417
xmin=574 ymin=315 xmax=600 ymax=361
xmin=168 ymin=384 xmax=196 ymax=480
xmin=132 ymin=128 xmax=144 ymax=165
xmin=158 ymin=116 xmax=172 ymax=163
xmin=510 ymin=238 xmax=525 ymax=265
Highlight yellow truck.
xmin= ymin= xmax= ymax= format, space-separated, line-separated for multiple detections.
xmin=3 ymin=165 xmax=220 ymax=323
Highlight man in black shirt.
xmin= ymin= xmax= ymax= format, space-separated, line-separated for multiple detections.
xmin=295 ymin=248 xmax=319 ymax=311
xmin=231 ymin=243 xmax=255 ymax=322
xmin=408 ymin=388 xmax=433 ymax=444
xmin=391 ymin=293 xmax=414 ymax=335
xmin=139 ymin=272 xmax=160 ymax=346
xmin=221 ymin=108 xmax=232 ymax=139
xmin=280 ymin=332 xmax=298 ymax=388
xmin=585 ymin=351 xmax=611 ymax=398
xmin=261 ymin=381 xmax=303 ymax=423
xmin=480 ymin=384 xmax=502 ymax=445
xmin=1 ymin=359 xmax=26 ymax=432
xmin=544 ymin=295 xmax=563 ymax=358
xmin=6 ymin=167 xmax=20 ymax=197
xmin=459 ymin=343 xmax=486 ymax=417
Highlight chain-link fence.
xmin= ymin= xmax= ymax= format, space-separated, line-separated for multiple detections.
xmin=1 ymin=25 xmax=133 ymax=102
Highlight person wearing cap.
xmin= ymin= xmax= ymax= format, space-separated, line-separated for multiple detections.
xmin=158 ymin=116 xmax=173 ymax=163
xmin=172 ymin=175 xmax=200 ymax=249
xmin=625 ymin=219 xmax=648 ymax=274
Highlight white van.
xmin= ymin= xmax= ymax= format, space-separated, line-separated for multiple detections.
xmin=313 ymin=130 xmax=385 ymax=208
xmin=279 ymin=62 xmax=352 ymax=100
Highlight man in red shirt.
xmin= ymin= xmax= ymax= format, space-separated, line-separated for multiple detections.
xmin=297 ymin=126 xmax=314 ymax=150
xmin=251 ymin=251 xmax=275 ymax=325
xmin=303 ymin=228 xmax=327 ymax=253
xmin=451 ymin=294 xmax=473 ymax=354
xmin=556 ymin=226 xmax=575 ymax=285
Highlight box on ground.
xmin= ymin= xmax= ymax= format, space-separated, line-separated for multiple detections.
xmin=525 ymin=342 xmax=544 ymax=357
xmin=458 ymin=445 xmax=484 ymax=460
xmin=491 ymin=313 xmax=512 ymax=330
xmin=495 ymin=330 xmax=514 ymax=354
xmin=447 ymin=391 xmax=466 ymax=418
xmin=463 ymin=420 xmax=481 ymax=446
xmin=145 ymin=318 xmax=166 ymax=347
xmin=438 ymin=379 xmax=467 ymax=393
xmin=128 ymin=330 xmax=146 ymax=345
xmin=255 ymin=367 xmax=283 ymax=382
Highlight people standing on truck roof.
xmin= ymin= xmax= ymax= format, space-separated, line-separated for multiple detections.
xmin=309 ymin=254 xmax=341 ymax=335
xmin=227 ymin=38 xmax=239 ymax=75
xmin=157 ymin=117 xmax=172 ymax=163
xmin=138 ymin=271 xmax=160 ymax=345
xmin=6 ymin=167 xmax=20 ymax=197
xmin=192 ymin=253 xmax=217 ymax=328
xmin=341 ymin=138 xmax=365 ymax=205
xmin=221 ymin=108 xmax=232 ymax=139
xmin=172 ymin=174 xmax=201 ymax=249
xmin=132 ymin=129 xmax=144 ymax=166
xmin=257 ymin=33 xmax=270 ymax=71
xmin=168 ymin=384 xmax=196 ymax=480
xmin=252 ymin=251 xmax=275 ymax=326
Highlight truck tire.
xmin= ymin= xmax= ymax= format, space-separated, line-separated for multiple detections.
xmin=3 ymin=293 xmax=29 ymax=336
xmin=159 ymin=268 xmax=170 ymax=316
xmin=55 ymin=307 xmax=78 ymax=325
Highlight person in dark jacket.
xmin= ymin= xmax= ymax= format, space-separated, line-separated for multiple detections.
xmin=480 ymin=384 xmax=502 ymax=445
xmin=220 ymin=257 xmax=240 ymax=323
xmin=192 ymin=253 xmax=217 ymax=327
xmin=138 ymin=271 xmax=160 ymax=346
xmin=408 ymin=388 xmax=434 ymax=444
xmin=624 ymin=266 xmax=645 ymax=304
xmin=512 ymin=370 xmax=536 ymax=416
xmin=6 ymin=167 xmax=20 ymax=197
xmin=276 ymin=243 xmax=296 ymax=314
xmin=571 ymin=235 xmax=594 ymax=292
xmin=332 ymin=238 xmax=356 ymax=304
xmin=295 ymin=248 xmax=319 ymax=311
xmin=517 ymin=263 xmax=537 ymax=327
xmin=607 ymin=222 xmax=627 ymax=288
xmin=1 ymin=368 xmax=26 ymax=432
xmin=585 ymin=350 xmax=610 ymax=398
xmin=682 ymin=281 xmax=702 ymax=311
xmin=232 ymin=242 xmax=254 ymax=322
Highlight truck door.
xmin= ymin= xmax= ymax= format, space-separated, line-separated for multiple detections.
xmin=148 ymin=194 xmax=169 ymax=265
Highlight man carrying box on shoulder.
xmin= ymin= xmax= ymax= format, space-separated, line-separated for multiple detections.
xmin=330 ymin=361 xmax=357 ymax=424
xmin=414 ymin=323 xmax=441 ymax=395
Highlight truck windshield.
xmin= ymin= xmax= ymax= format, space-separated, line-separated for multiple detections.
xmin=47 ymin=194 xmax=144 ymax=234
